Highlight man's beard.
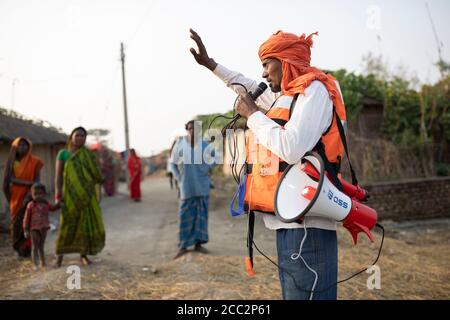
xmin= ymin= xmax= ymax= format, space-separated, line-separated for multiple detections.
xmin=270 ymin=83 xmax=281 ymax=93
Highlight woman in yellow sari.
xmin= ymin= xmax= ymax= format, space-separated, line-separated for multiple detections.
xmin=54 ymin=127 xmax=105 ymax=267
xmin=2 ymin=138 xmax=43 ymax=258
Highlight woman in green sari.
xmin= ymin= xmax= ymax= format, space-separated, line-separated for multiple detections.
xmin=54 ymin=127 xmax=105 ymax=267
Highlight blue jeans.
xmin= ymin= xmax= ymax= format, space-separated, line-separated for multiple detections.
xmin=276 ymin=228 xmax=338 ymax=300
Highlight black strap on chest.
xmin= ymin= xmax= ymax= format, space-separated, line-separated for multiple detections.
xmin=288 ymin=94 xmax=359 ymax=189
xmin=268 ymin=94 xmax=299 ymax=126
xmin=334 ymin=108 xmax=358 ymax=186
xmin=288 ymin=94 xmax=299 ymax=119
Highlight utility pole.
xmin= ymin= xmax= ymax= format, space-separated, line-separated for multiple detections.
xmin=121 ymin=42 xmax=131 ymax=186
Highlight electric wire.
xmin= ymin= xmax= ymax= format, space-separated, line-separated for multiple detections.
xmin=249 ymin=223 xmax=385 ymax=295
xmin=290 ymin=220 xmax=318 ymax=300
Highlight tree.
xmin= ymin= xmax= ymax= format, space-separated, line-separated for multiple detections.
xmin=87 ymin=128 xmax=111 ymax=146
xmin=436 ymin=59 xmax=450 ymax=78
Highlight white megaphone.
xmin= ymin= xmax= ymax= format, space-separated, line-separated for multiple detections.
xmin=274 ymin=152 xmax=377 ymax=244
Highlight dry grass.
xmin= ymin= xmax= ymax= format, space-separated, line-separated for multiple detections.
xmin=1 ymin=222 xmax=449 ymax=300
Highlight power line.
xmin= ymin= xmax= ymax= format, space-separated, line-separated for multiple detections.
xmin=126 ymin=0 xmax=155 ymax=49
xmin=425 ymin=1 xmax=443 ymax=62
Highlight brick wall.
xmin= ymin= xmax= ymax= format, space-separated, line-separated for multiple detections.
xmin=365 ymin=177 xmax=450 ymax=221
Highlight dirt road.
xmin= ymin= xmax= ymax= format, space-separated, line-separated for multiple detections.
xmin=87 ymin=176 xmax=276 ymax=265
xmin=0 ymin=176 xmax=449 ymax=299
xmin=0 ymin=176 xmax=278 ymax=299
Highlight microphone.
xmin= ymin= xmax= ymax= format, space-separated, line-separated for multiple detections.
xmin=233 ymin=82 xmax=268 ymax=121
xmin=249 ymin=82 xmax=268 ymax=100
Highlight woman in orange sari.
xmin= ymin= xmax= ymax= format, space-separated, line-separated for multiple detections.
xmin=127 ymin=149 xmax=142 ymax=202
xmin=2 ymin=138 xmax=43 ymax=258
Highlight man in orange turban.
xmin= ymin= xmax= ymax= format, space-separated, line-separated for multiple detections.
xmin=243 ymin=30 xmax=346 ymax=124
xmin=191 ymin=29 xmax=346 ymax=300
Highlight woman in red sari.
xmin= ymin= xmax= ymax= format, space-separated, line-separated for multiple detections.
xmin=2 ymin=138 xmax=43 ymax=258
xmin=127 ymin=149 xmax=142 ymax=202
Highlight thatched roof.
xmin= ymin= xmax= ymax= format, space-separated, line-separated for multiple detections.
xmin=0 ymin=112 xmax=67 ymax=145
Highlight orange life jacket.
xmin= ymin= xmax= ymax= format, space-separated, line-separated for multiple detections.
xmin=244 ymin=87 xmax=345 ymax=213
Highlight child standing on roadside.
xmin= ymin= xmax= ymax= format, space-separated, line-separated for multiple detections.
xmin=23 ymin=183 xmax=60 ymax=269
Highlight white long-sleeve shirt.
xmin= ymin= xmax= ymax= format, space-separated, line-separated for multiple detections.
xmin=213 ymin=63 xmax=340 ymax=231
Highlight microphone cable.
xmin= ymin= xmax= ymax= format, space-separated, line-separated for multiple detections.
xmin=249 ymin=223 xmax=385 ymax=295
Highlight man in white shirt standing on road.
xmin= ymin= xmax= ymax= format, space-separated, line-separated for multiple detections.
xmin=190 ymin=28 xmax=347 ymax=300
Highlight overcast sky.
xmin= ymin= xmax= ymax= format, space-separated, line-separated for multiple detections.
xmin=0 ymin=0 xmax=449 ymax=156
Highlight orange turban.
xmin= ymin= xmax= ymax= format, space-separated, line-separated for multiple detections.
xmin=258 ymin=31 xmax=346 ymax=120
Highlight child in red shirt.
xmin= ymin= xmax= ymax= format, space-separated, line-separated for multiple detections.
xmin=23 ymin=183 xmax=60 ymax=269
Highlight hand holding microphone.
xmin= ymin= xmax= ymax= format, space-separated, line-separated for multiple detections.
xmin=235 ymin=82 xmax=268 ymax=119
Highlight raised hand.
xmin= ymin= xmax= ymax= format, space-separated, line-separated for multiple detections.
xmin=189 ymin=28 xmax=218 ymax=71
